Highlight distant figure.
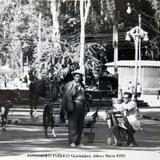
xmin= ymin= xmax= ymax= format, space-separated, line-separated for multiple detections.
xmin=127 ymin=81 xmax=134 ymax=95
xmin=137 ymin=83 xmax=142 ymax=98
xmin=2 ymin=74 xmax=7 ymax=88
xmin=0 ymin=101 xmax=12 ymax=131
xmin=23 ymin=75 xmax=28 ymax=84
xmin=119 ymin=87 xmax=123 ymax=100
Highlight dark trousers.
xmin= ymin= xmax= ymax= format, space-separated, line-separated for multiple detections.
xmin=68 ymin=102 xmax=85 ymax=145
xmin=1 ymin=106 xmax=9 ymax=131
xmin=125 ymin=122 xmax=136 ymax=146
xmin=112 ymin=126 xmax=127 ymax=146
xmin=113 ymin=123 xmax=136 ymax=146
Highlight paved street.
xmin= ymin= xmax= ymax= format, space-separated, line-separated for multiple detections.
xmin=0 ymin=117 xmax=160 ymax=157
xmin=0 ymin=104 xmax=160 ymax=160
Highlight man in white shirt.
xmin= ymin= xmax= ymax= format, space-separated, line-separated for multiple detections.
xmin=110 ymin=92 xmax=140 ymax=146
xmin=127 ymin=81 xmax=134 ymax=94
xmin=137 ymin=83 xmax=142 ymax=98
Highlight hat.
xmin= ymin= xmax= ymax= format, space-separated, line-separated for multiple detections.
xmin=71 ymin=69 xmax=84 ymax=76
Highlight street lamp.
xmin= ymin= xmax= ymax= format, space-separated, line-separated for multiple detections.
xmin=126 ymin=2 xmax=131 ymax=14
xmin=125 ymin=17 xmax=148 ymax=100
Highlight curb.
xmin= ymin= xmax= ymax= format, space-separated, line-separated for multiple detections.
xmin=7 ymin=119 xmax=43 ymax=126
xmin=142 ymin=115 xmax=160 ymax=121
xmin=6 ymin=118 xmax=94 ymax=127
xmin=7 ymin=118 xmax=63 ymax=126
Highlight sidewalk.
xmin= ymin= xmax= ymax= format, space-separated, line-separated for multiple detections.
xmin=1 ymin=105 xmax=160 ymax=155
xmin=1 ymin=118 xmax=160 ymax=155
xmin=7 ymin=106 xmax=94 ymax=126
xmin=5 ymin=105 xmax=160 ymax=127
xmin=2 ymin=93 xmax=158 ymax=126
xmin=140 ymin=108 xmax=160 ymax=121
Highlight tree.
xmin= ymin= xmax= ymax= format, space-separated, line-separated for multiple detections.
xmin=0 ymin=0 xmax=159 ymax=86
xmin=79 ymin=0 xmax=91 ymax=82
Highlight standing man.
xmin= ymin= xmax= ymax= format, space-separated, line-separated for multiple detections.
xmin=61 ymin=69 xmax=89 ymax=148
xmin=137 ymin=83 xmax=142 ymax=98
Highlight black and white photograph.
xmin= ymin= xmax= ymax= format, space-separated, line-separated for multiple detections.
xmin=0 ymin=0 xmax=160 ymax=159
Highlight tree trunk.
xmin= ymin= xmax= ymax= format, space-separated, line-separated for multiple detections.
xmin=38 ymin=12 xmax=41 ymax=59
xmin=80 ymin=0 xmax=85 ymax=74
xmin=51 ymin=0 xmax=60 ymax=49
xmin=113 ymin=23 xmax=118 ymax=75
xmin=37 ymin=12 xmax=42 ymax=79
xmin=79 ymin=0 xmax=90 ymax=84
xmin=50 ymin=0 xmax=61 ymax=77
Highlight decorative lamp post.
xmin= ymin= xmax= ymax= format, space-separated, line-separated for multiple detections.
xmin=113 ymin=0 xmax=118 ymax=77
xmin=125 ymin=18 xmax=148 ymax=100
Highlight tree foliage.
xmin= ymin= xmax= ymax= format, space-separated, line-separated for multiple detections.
xmin=0 ymin=0 xmax=159 ymax=82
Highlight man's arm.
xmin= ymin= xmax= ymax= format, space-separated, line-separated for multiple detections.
xmin=126 ymin=101 xmax=138 ymax=115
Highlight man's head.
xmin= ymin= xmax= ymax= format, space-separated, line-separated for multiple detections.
xmin=73 ymin=73 xmax=83 ymax=83
xmin=123 ymin=92 xmax=132 ymax=103
xmin=71 ymin=69 xmax=84 ymax=83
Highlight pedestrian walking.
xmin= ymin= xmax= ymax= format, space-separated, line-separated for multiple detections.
xmin=61 ymin=69 xmax=89 ymax=148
